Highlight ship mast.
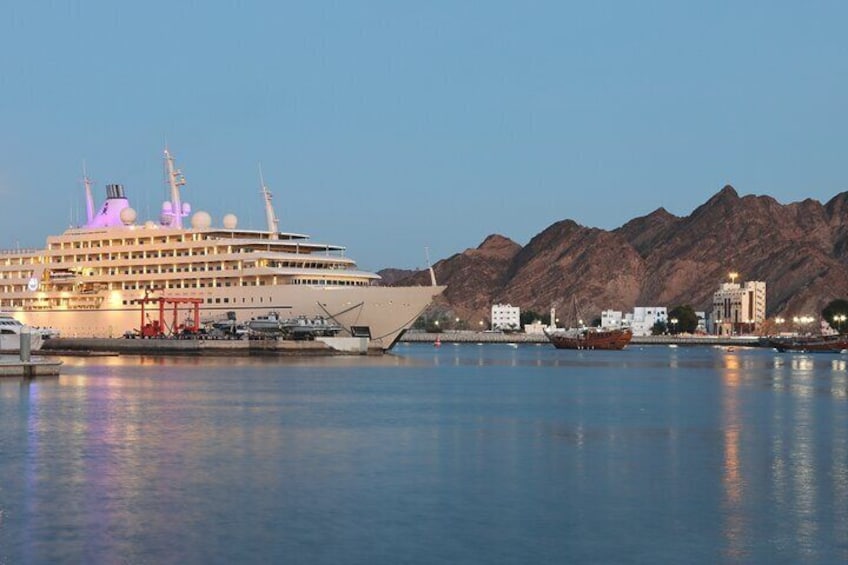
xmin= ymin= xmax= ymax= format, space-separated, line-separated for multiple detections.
xmin=82 ymin=162 xmax=95 ymax=224
xmin=425 ymin=247 xmax=437 ymax=286
xmin=259 ymin=164 xmax=279 ymax=239
xmin=164 ymin=148 xmax=186 ymax=228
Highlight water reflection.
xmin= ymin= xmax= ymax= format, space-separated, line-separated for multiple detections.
xmin=3 ymin=345 xmax=848 ymax=563
xmin=721 ymin=353 xmax=745 ymax=561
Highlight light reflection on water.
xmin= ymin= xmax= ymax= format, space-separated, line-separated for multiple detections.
xmin=1 ymin=345 xmax=847 ymax=564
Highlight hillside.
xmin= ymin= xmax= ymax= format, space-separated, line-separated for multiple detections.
xmin=387 ymin=185 xmax=848 ymax=326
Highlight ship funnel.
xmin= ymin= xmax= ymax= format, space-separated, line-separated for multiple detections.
xmin=106 ymin=183 xmax=125 ymax=199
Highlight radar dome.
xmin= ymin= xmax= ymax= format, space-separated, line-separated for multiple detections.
xmin=191 ymin=211 xmax=212 ymax=230
xmin=119 ymin=207 xmax=137 ymax=225
xmin=222 ymin=214 xmax=238 ymax=230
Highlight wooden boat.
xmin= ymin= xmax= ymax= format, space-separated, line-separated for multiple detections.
xmin=768 ymin=334 xmax=848 ymax=353
xmin=544 ymin=327 xmax=633 ymax=350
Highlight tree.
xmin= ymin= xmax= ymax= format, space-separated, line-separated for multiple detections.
xmin=822 ymin=299 xmax=848 ymax=332
xmin=667 ymin=305 xmax=699 ymax=334
xmin=651 ymin=320 xmax=667 ymax=335
xmin=520 ymin=310 xmax=540 ymax=327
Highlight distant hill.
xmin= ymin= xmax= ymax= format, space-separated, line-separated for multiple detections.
xmin=388 ymin=185 xmax=848 ymax=325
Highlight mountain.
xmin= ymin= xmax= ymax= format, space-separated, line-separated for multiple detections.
xmin=387 ymin=185 xmax=848 ymax=326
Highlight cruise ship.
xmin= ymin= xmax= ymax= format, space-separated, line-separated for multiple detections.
xmin=0 ymin=150 xmax=444 ymax=350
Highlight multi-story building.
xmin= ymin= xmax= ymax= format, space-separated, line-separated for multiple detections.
xmin=601 ymin=310 xmax=624 ymax=329
xmin=627 ymin=306 xmax=668 ymax=337
xmin=491 ymin=304 xmax=520 ymax=331
xmin=712 ymin=278 xmax=766 ymax=335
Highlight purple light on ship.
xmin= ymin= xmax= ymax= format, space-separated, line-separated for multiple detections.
xmin=85 ymin=184 xmax=131 ymax=228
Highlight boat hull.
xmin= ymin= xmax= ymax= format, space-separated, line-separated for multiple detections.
xmin=546 ymin=328 xmax=633 ymax=350
xmin=768 ymin=336 xmax=848 ymax=353
xmin=12 ymin=285 xmax=445 ymax=351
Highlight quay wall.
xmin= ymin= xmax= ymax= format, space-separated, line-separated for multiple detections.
xmin=400 ymin=331 xmax=762 ymax=347
xmin=41 ymin=338 xmax=377 ymax=356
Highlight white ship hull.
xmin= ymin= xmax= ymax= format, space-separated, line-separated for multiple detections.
xmin=12 ymin=284 xmax=442 ymax=350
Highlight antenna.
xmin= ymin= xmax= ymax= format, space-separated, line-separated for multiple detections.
xmin=425 ymin=247 xmax=437 ymax=286
xmin=259 ymin=163 xmax=280 ymax=239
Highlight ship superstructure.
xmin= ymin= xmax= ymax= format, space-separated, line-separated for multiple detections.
xmin=0 ymin=150 xmax=443 ymax=349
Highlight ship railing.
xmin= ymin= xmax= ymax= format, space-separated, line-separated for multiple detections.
xmin=0 ymin=247 xmax=41 ymax=255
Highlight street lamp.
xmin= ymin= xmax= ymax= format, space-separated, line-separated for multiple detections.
xmin=670 ymin=317 xmax=678 ymax=334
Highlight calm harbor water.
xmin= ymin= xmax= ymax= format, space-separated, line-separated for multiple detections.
xmin=1 ymin=344 xmax=847 ymax=564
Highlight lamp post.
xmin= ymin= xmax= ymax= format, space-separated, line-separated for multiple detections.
xmin=833 ymin=314 xmax=847 ymax=334
xmin=670 ymin=317 xmax=678 ymax=335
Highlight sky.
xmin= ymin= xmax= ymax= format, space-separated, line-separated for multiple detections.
xmin=1 ymin=1 xmax=846 ymax=271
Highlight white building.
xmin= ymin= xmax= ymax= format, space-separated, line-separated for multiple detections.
xmin=712 ymin=279 xmax=766 ymax=335
xmin=695 ymin=312 xmax=707 ymax=334
xmin=491 ymin=304 xmax=520 ymax=331
xmin=524 ymin=321 xmax=548 ymax=335
xmin=627 ymin=306 xmax=668 ymax=337
xmin=601 ymin=310 xmax=624 ymax=329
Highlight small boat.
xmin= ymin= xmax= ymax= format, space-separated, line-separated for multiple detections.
xmin=0 ymin=314 xmax=47 ymax=351
xmin=434 ymin=336 xmax=441 ymax=348
xmin=247 ymin=312 xmax=287 ymax=334
xmin=544 ymin=326 xmax=632 ymax=351
xmin=768 ymin=334 xmax=848 ymax=353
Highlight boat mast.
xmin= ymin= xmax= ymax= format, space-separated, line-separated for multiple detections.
xmin=259 ymin=164 xmax=279 ymax=239
xmin=164 ymin=148 xmax=186 ymax=228
xmin=82 ymin=161 xmax=95 ymax=224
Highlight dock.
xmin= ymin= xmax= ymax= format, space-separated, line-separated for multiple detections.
xmin=399 ymin=331 xmax=763 ymax=347
xmin=41 ymin=336 xmax=379 ymax=356
xmin=0 ymin=355 xmax=63 ymax=378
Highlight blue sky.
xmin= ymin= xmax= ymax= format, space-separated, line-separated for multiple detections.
xmin=1 ymin=1 xmax=846 ymax=270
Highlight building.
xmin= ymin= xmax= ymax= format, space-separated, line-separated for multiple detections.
xmin=524 ymin=321 xmax=548 ymax=335
xmin=627 ymin=307 xmax=668 ymax=337
xmin=600 ymin=310 xmax=624 ymax=329
xmin=712 ymin=279 xmax=766 ymax=335
xmin=491 ymin=304 xmax=520 ymax=331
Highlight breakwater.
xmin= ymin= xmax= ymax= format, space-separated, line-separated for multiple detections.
xmin=400 ymin=331 xmax=763 ymax=347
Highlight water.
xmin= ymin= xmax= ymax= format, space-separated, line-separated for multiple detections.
xmin=1 ymin=344 xmax=847 ymax=564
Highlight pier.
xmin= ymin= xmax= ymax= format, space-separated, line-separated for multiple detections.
xmin=41 ymin=336 xmax=379 ymax=356
xmin=399 ymin=331 xmax=763 ymax=347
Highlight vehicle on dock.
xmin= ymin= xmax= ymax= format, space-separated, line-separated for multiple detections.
xmin=247 ymin=313 xmax=342 ymax=340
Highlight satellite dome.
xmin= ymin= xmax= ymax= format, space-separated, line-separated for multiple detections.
xmin=119 ymin=207 xmax=137 ymax=225
xmin=222 ymin=214 xmax=238 ymax=230
xmin=191 ymin=211 xmax=212 ymax=230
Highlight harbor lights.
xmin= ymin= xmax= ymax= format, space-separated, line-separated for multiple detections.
xmin=670 ymin=317 xmax=679 ymax=334
xmin=833 ymin=314 xmax=847 ymax=333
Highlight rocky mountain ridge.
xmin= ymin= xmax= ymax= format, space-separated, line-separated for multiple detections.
xmin=382 ymin=185 xmax=848 ymax=325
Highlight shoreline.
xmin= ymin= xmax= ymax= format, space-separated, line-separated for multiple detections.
xmin=399 ymin=331 xmax=763 ymax=347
